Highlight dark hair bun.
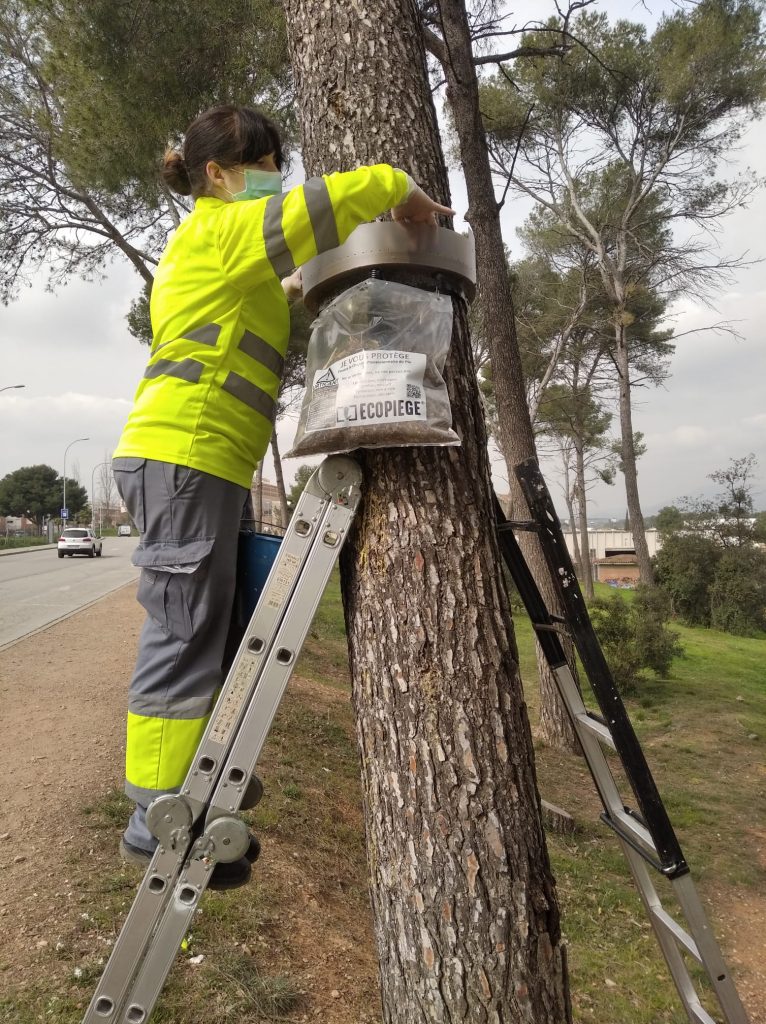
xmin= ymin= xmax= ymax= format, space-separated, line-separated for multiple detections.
xmin=162 ymin=149 xmax=192 ymax=196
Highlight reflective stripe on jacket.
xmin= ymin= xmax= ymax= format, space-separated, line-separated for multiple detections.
xmin=114 ymin=165 xmax=411 ymax=487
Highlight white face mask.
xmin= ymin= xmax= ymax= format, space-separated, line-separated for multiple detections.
xmin=229 ymin=168 xmax=283 ymax=201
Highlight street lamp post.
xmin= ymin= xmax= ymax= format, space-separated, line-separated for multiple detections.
xmin=90 ymin=460 xmax=112 ymax=534
xmin=63 ymin=437 xmax=89 ymax=527
xmin=0 ymin=385 xmax=25 ymax=394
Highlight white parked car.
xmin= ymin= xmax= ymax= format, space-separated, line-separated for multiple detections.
xmin=117 ymin=524 xmax=132 ymax=536
xmin=58 ymin=527 xmax=103 ymax=558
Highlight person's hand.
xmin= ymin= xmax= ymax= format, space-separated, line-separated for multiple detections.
xmin=392 ymin=185 xmax=455 ymax=225
xmin=281 ymin=267 xmax=303 ymax=301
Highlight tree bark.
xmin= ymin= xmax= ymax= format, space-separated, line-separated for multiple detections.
xmin=615 ymin=321 xmax=654 ymax=583
xmin=427 ymin=0 xmax=580 ymax=754
xmin=253 ymin=459 xmax=263 ymax=527
xmin=283 ymin=2 xmax=571 ymax=1020
xmin=561 ymin=454 xmax=583 ymax=578
xmin=270 ymin=430 xmax=290 ymax=528
xmin=574 ymin=443 xmax=595 ymax=600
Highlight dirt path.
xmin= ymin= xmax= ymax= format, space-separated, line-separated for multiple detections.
xmin=0 ymin=587 xmax=138 ymax=990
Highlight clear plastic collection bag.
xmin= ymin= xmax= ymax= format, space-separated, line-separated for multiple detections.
xmin=287 ymin=278 xmax=459 ymax=457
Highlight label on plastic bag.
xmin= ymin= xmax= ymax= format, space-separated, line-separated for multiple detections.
xmin=306 ymin=349 xmax=427 ymax=432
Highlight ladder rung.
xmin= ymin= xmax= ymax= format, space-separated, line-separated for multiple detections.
xmin=575 ymin=711 xmax=616 ymax=749
xmin=688 ymin=1007 xmax=718 ymax=1024
xmin=604 ymin=810 xmax=690 ymax=878
xmin=531 ymin=621 xmax=564 ymax=634
xmin=612 ymin=808 xmax=657 ymax=851
xmin=648 ymin=905 xmax=702 ymax=964
xmin=497 ymin=519 xmax=539 ymax=532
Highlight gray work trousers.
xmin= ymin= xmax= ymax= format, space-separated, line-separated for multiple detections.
xmin=113 ymin=457 xmax=247 ymax=851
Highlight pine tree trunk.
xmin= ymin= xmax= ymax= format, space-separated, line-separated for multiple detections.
xmin=615 ymin=322 xmax=654 ymax=583
xmin=564 ymin=491 xmax=582 ymax=576
xmin=253 ymin=460 xmax=263 ymax=526
xmin=430 ymin=0 xmax=580 ymax=754
xmin=561 ymin=457 xmax=582 ymax=579
xmin=270 ymin=431 xmax=290 ymax=528
xmin=574 ymin=444 xmax=595 ymax=600
xmin=283 ymin=2 xmax=571 ymax=1020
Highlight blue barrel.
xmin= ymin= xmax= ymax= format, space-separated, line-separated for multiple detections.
xmin=235 ymin=530 xmax=283 ymax=624
xmin=222 ymin=530 xmax=283 ymax=674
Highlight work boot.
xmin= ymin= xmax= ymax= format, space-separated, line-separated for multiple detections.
xmin=119 ymin=837 xmax=255 ymax=891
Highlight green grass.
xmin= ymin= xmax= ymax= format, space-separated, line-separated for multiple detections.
xmin=0 ymin=535 xmax=52 ymax=548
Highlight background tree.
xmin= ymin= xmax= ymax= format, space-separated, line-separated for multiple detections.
xmin=422 ymin=0 xmax=592 ymax=754
xmin=0 ymin=465 xmax=87 ymax=528
xmin=95 ymin=456 xmax=117 ymax=527
xmin=287 ymin=464 xmax=316 ymax=509
xmin=655 ymin=504 xmax=686 ymax=540
xmin=282 ymin=0 xmax=571 ymax=1019
xmin=0 ymin=0 xmax=291 ymax=326
xmin=753 ymin=509 xmax=766 ymax=544
xmin=654 ymin=533 xmax=722 ymax=626
xmin=536 ymin=382 xmax=614 ymax=598
xmin=505 ymin=255 xmax=589 ymax=428
xmin=0 ymin=2 xmax=161 ymax=299
xmin=510 ymin=236 xmax=612 ymax=597
xmin=481 ymin=1 xmax=766 ymax=582
xmin=709 ymin=546 xmax=766 ymax=635
xmin=707 ymin=454 xmax=759 ymax=548
xmin=655 ymin=455 xmax=765 ymax=632
xmin=675 ymin=454 xmax=760 ymax=547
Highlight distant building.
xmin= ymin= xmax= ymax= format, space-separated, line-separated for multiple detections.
xmin=1 ymin=514 xmax=37 ymax=535
xmin=593 ymin=553 xmax=642 ymax=585
xmin=562 ymin=528 xmax=661 ymax=587
xmin=249 ymin=479 xmax=285 ymax=533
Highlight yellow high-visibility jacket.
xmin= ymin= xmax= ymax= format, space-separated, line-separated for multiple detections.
xmin=114 ymin=165 xmax=411 ymax=487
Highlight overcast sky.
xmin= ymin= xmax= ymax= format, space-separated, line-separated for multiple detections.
xmin=0 ymin=0 xmax=763 ymax=517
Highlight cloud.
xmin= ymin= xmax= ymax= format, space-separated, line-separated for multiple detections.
xmin=0 ymin=392 xmax=134 ymax=487
xmin=658 ymin=425 xmax=715 ymax=448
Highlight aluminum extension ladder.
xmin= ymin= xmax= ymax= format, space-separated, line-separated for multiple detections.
xmin=82 ymin=455 xmax=363 ymax=1023
xmin=83 ymin=453 xmax=750 ymax=1024
xmin=499 ymin=458 xmax=750 ymax=1024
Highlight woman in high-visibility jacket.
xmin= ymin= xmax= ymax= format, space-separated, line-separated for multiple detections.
xmin=112 ymin=104 xmax=453 ymax=888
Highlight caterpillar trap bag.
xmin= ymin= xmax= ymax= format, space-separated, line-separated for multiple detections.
xmin=287 ymin=277 xmax=458 ymax=457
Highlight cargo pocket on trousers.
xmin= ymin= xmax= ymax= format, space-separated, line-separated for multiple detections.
xmin=132 ymin=538 xmax=215 ymax=642
xmin=111 ymin=457 xmax=147 ymax=536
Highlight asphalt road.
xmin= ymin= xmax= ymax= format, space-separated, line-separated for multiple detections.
xmin=0 ymin=538 xmax=140 ymax=649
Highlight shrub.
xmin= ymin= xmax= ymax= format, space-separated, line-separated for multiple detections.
xmin=654 ymin=533 xmax=721 ymax=626
xmin=589 ymin=586 xmax=683 ymax=695
xmin=632 ymin=585 xmax=683 ymax=677
xmin=589 ymin=594 xmax=642 ymax=692
xmin=709 ymin=546 xmax=766 ymax=636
